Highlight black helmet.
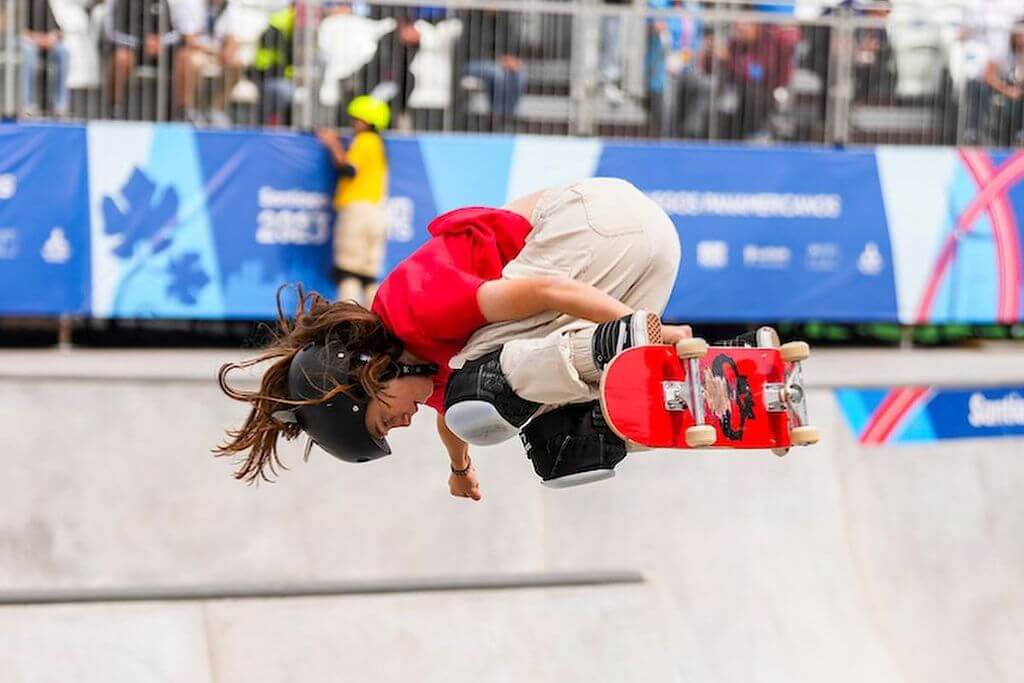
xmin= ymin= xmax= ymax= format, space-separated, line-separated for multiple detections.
xmin=272 ymin=339 xmax=437 ymax=463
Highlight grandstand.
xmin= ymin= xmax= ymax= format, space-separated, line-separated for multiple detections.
xmin=2 ymin=3 xmax=1023 ymax=683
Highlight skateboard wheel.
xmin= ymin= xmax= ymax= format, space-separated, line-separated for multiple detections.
xmin=685 ymin=424 xmax=717 ymax=448
xmin=780 ymin=341 xmax=810 ymax=363
xmin=772 ymin=447 xmax=790 ymax=457
xmin=675 ymin=337 xmax=709 ymax=360
xmin=790 ymin=425 xmax=819 ymax=446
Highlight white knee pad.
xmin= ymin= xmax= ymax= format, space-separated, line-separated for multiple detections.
xmin=444 ymin=401 xmax=520 ymax=446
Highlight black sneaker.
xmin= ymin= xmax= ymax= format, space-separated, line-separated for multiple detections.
xmin=591 ymin=310 xmax=663 ymax=370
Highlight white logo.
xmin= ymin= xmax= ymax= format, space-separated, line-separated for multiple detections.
xmin=968 ymin=392 xmax=1024 ymax=428
xmin=41 ymin=228 xmax=72 ymax=264
xmin=696 ymin=240 xmax=729 ymax=269
xmin=0 ymin=228 xmax=17 ymax=260
xmin=255 ymin=209 xmax=331 ymax=245
xmin=0 ymin=174 xmax=15 ymax=200
xmin=858 ymin=241 xmax=884 ymax=276
xmin=806 ymin=242 xmax=840 ymax=272
xmin=386 ymin=196 xmax=415 ymax=243
xmin=743 ymin=244 xmax=791 ymax=269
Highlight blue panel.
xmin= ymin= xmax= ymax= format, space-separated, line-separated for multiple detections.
xmin=417 ymin=134 xmax=514 ymax=213
xmin=835 ymin=388 xmax=888 ymax=438
xmin=592 ymin=141 xmax=899 ymax=322
xmin=0 ymin=123 xmax=90 ymax=315
xmin=196 ymin=128 xmax=337 ymax=318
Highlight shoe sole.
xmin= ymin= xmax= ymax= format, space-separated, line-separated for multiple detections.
xmin=541 ymin=469 xmax=617 ymax=489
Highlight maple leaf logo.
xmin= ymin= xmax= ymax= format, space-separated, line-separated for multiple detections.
xmin=102 ymin=168 xmax=180 ymax=259
xmin=166 ymin=252 xmax=210 ymax=305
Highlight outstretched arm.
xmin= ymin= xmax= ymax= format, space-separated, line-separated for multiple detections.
xmin=437 ymin=412 xmax=481 ymax=501
xmin=477 ymin=276 xmax=691 ymax=343
xmin=478 ymin=276 xmax=631 ymax=325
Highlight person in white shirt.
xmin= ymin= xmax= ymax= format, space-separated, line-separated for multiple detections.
xmin=958 ymin=3 xmax=1024 ymax=145
xmin=172 ymin=0 xmax=242 ymax=126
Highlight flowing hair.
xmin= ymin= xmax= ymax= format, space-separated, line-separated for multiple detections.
xmin=214 ymin=286 xmax=403 ymax=484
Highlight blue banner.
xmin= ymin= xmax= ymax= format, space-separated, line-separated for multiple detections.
xmin=86 ymin=123 xmax=337 ymax=319
xmin=594 ymin=142 xmax=899 ymax=322
xmin=0 ymin=124 xmax=90 ymax=315
xmin=0 ymin=123 xmax=1022 ymax=324
xmin=837 ymin=386 xmax=1024 ymax=444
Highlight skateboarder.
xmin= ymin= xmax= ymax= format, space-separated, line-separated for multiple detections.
xmin=216 ymin=177 xmax=692 ymax=498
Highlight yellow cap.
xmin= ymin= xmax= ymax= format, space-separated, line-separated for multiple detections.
xmin=347 ymin=95 xmax=391 ymax=130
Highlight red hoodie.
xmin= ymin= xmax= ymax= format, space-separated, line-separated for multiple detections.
xmin=371 ymin=206 xmax=533 ymax=411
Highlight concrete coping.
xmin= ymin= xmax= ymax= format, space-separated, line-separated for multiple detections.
xmin=0 ymin=570 xmax=646 ymax=606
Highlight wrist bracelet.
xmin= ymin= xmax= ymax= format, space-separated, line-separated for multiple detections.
xmin=450 ymin=455 xmax=472 ymax=476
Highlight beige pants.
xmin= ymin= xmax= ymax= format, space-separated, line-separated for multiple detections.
xmin=333 ymin=201 xmax=389 ymax=278
xmin=451 ymin=177 xmax=681 ymax=405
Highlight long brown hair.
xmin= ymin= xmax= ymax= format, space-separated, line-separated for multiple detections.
xmin=214 ymin=286 xmax=402 ymax=484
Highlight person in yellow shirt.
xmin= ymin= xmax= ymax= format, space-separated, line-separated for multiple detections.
xmin=315 ymin=95 xmax=390 ymax=305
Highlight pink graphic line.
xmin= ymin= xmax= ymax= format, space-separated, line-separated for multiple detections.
xmin=956 ymin=152 xmax=1024 ymax=232
xmin=961 ymin=152 xmax=1022 ymax=322
xmin=915 ymin=150 xmax=1024 ymax=323
xmin=859 ymin=387 xmax=927 ymax=445
xmin=860 ymin=387 xmax=932 ymax=445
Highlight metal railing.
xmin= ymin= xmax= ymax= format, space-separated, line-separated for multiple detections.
xmin=1 ymin=0 xmax=1020 ymax=147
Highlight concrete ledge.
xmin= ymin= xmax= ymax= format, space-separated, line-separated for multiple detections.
xmin=0 ymin=570 xmax=645 ymax=606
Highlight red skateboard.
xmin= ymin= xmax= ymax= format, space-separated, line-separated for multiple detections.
xmin=599 ymin=327 xmax=818 ymax=454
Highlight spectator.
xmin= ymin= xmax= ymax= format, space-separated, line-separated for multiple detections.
xmin=705 ymin=21 xmax=800 ymax=140
xmin=392 ymin=5 xmax=453 ymax=130
xmin=958 ymin=4 xmax=1024 ymax=145
xmin=103 ymin=0 xmax=187 ymax=118
xmin=851 ymin=3 xmax=894 ymax=102
xmin=455 ymin=6 xmax=526 ymax=129
xmin=315 ymin=95 xmax=390 ymax=306
xmin=251 ymin=2 xmax=296 ymax=126
xmin=646 ymin=0 xmax=702 ymax=136
xmin=172 ymin=0 xmax=243 ymax=128
xmin=977 ymin=21 xmax=1024 ymax=146
xmin=600 ymin=0 xmax=629 ymax=105
xmin=19 ymin=0 xmax=69 ymax=118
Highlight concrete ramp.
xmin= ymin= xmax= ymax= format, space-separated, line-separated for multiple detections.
xmin=0 ymin=349 xmax=1021 ymax=682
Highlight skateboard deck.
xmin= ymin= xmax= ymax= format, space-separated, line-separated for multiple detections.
xmin=599 ymin=336 xmax=816 ymax=452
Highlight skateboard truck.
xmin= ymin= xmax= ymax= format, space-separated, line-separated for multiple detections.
xmin=669 ymin=339 xmax=717 ymax=448
xmin=766 ymin=341 xmax=818 ymax=455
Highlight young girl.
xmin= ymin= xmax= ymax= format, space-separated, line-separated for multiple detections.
xmin=217 ymin=177 xmax=690 ymax=500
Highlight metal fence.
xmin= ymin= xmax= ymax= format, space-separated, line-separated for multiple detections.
xmin=1 ymin=0 xmax=1021 ymax=147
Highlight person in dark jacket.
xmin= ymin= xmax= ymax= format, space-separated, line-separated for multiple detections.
xmin=103 ymin=0 xmax=188 ymax=117
xmin=18 ymin=0 xmax=69 ymax=117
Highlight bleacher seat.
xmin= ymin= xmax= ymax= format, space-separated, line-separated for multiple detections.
xmin=408 ymin=18 xmax=463 ymax=111
xmin=317 ymin=14 xmax=396 ymax=107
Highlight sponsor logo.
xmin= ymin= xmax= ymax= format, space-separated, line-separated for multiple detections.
xmin=968 ymin=392 xmax=1024 ymax=428
xmin=805 ymin=242 xmax=840 ymax=272
xmin=743 ymin=244 xmax=791 ymax=269
xmin=255 ymin=186 xmax=332 ymax=246
xmin=386 ymin=196 xmax=415 ymax=242
xmin=41 ymin=228 xmax=71 ymax=264
xmin=0 ymin=228 xmax=17 ymax=260
xmin=0 ymin=174 xmax=15 ymax=200
xmin=648 ymin=190 xmax=842 ymax=219
xmin=696 ymin=240 xmax=729 ymax=269
xmin=857 ymin=241 xmax=884 ymax=276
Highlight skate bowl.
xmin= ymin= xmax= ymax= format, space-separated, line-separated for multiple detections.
xmin=0 ymin=347 xmax=1021 ymax=682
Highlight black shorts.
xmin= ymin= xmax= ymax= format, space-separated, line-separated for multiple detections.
xmin=102 ymin=38 xmax=180 ymax=67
